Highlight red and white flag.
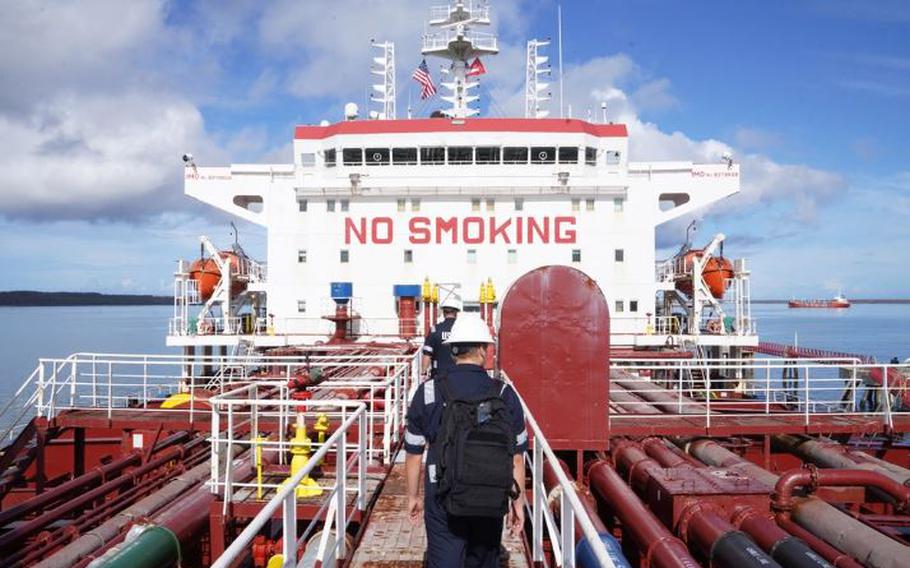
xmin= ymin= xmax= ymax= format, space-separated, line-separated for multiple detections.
xmin=466 ymin=57 xmax=486 ymax=77
xmin=411 ymin=59 xmax=437 ymax=99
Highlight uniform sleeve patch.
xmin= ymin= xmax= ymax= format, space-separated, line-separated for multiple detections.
xmin=424 ymin=379 xmax=435 ymax=405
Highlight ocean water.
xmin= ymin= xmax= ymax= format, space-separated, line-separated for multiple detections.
xmin=0 ymin=303 xmax=907 ymax=396
xmin=0 ymin=305 xmax=175 ymax=398
xmin=751 ymin=303 xmax=909 ymax=363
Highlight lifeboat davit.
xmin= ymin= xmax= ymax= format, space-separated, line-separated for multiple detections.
xmin=189 ymin=252 xmax=247 ymax=301
xmin=677 ymin=250 xmax=734 ymax=299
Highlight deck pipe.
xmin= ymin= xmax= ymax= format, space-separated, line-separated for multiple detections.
xmin=0 ymin=431 xmax=188 ymax=529
xmin=0 ymin=437 xmax=203 ymax=550
xmin=773 ymin=466 xmax=910 ymax=513
xmin=84 ymin=448 xmax=272 ymax=568
xmin=775 ymin=434 xmax=910 ymax=485
xmin=683 ymin=438 xmax=910 ymax=568
xmin=641 ymin=437 xmax=833 ymax=568
xmin=33 ymin=443 xmax=212 ymax=568
xmin=611 ymin=440 xmax=782 ymax=568
xmin=611 ymin=373 xmax=706 ymax=415
xmin=587 ymin=461 xmax=701 ymax=568
xmin=541 ymin=460 xmax=632 ymax=568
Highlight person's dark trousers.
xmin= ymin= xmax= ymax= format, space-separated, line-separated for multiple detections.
xmin=424 ymin=495 xmax=503 ymax=567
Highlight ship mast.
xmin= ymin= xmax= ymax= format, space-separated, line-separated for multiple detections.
xmin=422 ymin=1 xmax=498 ymax=118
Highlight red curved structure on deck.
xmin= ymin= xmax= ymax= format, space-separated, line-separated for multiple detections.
xmin=499 ymin=265 xmax=610 ymax=449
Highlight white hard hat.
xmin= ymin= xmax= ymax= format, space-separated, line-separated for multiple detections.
xmin=439 ymin=294 xmax=462 ymax=311
xmin=444 ymin=314 xmax=494 ymax=344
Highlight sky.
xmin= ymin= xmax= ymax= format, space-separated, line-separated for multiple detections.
xmin=0 ymin=0 xmax=908 ymax=299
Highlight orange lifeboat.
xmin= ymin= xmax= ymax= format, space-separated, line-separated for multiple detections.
xmin=189 ymin=252 xmax=247 ymax=301
xmin=676 ymin=250 xmax=734 ymax=299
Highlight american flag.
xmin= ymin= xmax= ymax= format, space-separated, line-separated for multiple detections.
xmin=411 ymin=59 xmax=437 ymax=99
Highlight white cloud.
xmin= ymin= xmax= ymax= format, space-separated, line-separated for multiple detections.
xmin=0 ymin=92 xmax=224 ymax=220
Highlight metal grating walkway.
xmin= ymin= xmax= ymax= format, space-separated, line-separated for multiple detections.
xmin=349 ymin=462 xmax=530 ymax=567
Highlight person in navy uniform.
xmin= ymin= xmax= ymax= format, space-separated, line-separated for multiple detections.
xmin=405 ymin=315 xmax=528 ymax=568
xmin=420 ymin=294 xmax=462 ymax=379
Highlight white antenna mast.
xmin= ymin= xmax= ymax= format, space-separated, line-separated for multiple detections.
xmin=557 ymin=4 xmax=564 ymax=118
xmin=525 ymin=38 xmax=551 ymax=118
xmin=422 ymin=1 xmax=498 ymax=118
xmin=370 ymin=40 xmax=397 ymax=120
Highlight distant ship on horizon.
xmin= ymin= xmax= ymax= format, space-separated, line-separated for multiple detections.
xmin=788 ymin=293 xmax=851 ymax=309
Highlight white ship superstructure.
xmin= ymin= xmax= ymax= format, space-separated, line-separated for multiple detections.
xmin=169 ymin=0 xmax=756 ymax=354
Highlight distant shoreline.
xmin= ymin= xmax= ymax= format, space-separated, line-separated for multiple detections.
xmin=753 ymin=299 xmax=910 ymax=305
xmin=0 ymin=291 xmax=171 ymax=307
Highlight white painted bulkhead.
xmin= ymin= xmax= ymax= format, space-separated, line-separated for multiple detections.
xmin=182 ymin=119 xmax=740 ymax=347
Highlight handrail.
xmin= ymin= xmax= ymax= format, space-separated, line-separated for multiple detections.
xmin=210 ymin=404 xmax=366 ymax=568
xmin=502 ymin=371 xmax=617 ymax=568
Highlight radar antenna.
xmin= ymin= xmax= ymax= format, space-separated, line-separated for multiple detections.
xmin=422 ymin=1 xmax=497 ymax=118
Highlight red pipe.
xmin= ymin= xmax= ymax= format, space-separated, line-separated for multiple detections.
xmin=587 ymin=461 xmax=700 ymax=568
xmin=0 ymin=430 xmax=188 ymax=529
xmin=0 ymin=452 xmax=140 ymax=527
xmin=398 ymin=297 xmax=417 ymax=339
xmin=0 ymin=438 xmax=202 ymax=548
xmin=773 ymin=466 xmax=910 ymax=513
xmin=612 ymin=441 xmax=781 ymax=568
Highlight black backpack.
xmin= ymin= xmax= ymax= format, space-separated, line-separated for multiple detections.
xmin=436 ymin=375 xmax=517 ymax=518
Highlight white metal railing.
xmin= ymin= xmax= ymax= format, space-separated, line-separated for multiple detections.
xmin=611 ymin=357 xmax=910 ymax=429
xmin=429 ymin=2 xmax=491 ymax=24
xmin=500 ymin=372 xmax=618 ymax=568
xmin=423 ymin=30 xmax=498 ymax=52
xmin=210 ymin=402 xmax=368 ymax=568
xmin=0 ymin=350 xmax=419 ymax=450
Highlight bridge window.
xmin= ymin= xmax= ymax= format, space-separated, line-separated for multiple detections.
xmin=298 ymin=250 xmax=307 ymax=263
xmin=503 ymin=147 xmax=529 ymax=164
xmin=421 ymin=147 xmax=445 ymax=165
xmin=476 ymin=146 xmax=501 ymax=164
xmin=615 ymin=249 xmax=624 ymax=262
xmin=327 ymin=199 xmax=336 ymax=212
xmin=615 ymin=300 xmax=624 ymax=313
xmin=572 ymin=249 xmax=581 ymax=263
xmin=586 ymin=198 xmax=595 ymax=211
xmin=397 ymin=199 xmax=406 ymax=212
xmin=507 ymin=249 xmax=517 ymax=264
xmin=614 ymin=197 xmax=624 ymax=212
xmin=448 ymin=146 xmax=473 ymax=165
xmin=298 ymin=300 xmax=307 ymax=313
xmin=297 ymin=198 xmax=308 ymax=212
xmin=531 ymin=147 xmax=556 ymax=164
xmin=605 ymin=150 xmax=621 ymax=165
xmin=404 ymin=250 xmax=413 ymax=263
xmin=325 ymin=148 xmax=336 ymax=167
xmin=342 ymin=148 xmax=363 ymax=166
xmin=340 ymin=199 xmax=350 ymax=212
xmin=467 ymin=249 xmax=477 ymax=264
xmin=630 ymin=300 xmax=639 ymax=312
xmin=365 ymin=148 xmax=390 ymax=165
xmin=393 ymin=147 xmax=418 ymax=165
xmin=514 ymin=197 xmax=524 ymax=211
xmin=411 ymin=198 xmax=421 ymax=212
xmin=558 ymin=147 xmax=579 ymax=164
xmin=585 ymin=147 xmax=597 ymax=166
xmin=486 ymin=198 xmax=495 ymax=212
xmin=340 ymin=250 xmax=350 ymax=263
xmin=471 ymin=198 xmax=481 ymax=212
xmin=571 ymin=198 xmax=580 ymax=212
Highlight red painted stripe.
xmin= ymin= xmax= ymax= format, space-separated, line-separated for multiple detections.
xmin=294 ymin=118 xmax=628 ymax=139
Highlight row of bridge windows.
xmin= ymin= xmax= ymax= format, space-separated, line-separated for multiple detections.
xmin=314 ymin=146 xmax=622 ymax=167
